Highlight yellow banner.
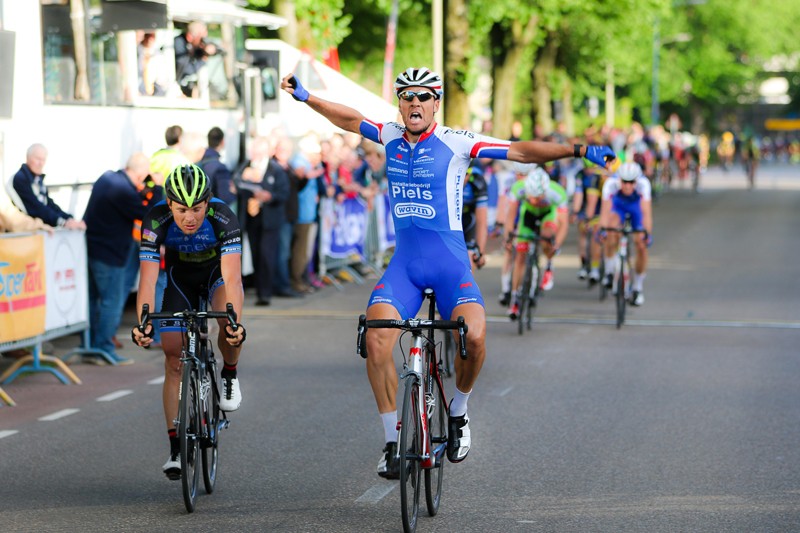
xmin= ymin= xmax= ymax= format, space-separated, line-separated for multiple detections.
xmin=764 ymin=118 xmax=800 ymax=131
xmin=0 ymin=234 xmax=47 ymax=343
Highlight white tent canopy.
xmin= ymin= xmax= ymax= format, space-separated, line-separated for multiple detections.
xmin=246 ymin=39 xmax=400 ymax=138
xmin=168 ymin=0 xmax=286 ymax=28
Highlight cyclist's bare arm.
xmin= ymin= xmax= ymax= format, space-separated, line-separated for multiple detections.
xmin=507 ymin=141 xmax=573 ymax=165
xmin=280 ymin=74 xmax=365 ymax=134
xmin=641 ymin=200 xmax=653 ymax=235
xmin=598 ymin=197 xmax=613 ymax=229
xmin=133 ymin=260 xmax=160 ymax=345
xmin=504 ymin=199 xmax=520 ymax=243
xmin=475 ymin=205 xmax=488 ymax=258
xmin=555 ymin=209 xmax=569 ymax=250
xmin=220 ymin=252 xmax=245 ymax=344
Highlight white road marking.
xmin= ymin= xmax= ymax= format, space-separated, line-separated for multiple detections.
xmin=489 ymin=386 xmax=514 ymax=397
xmin=96 ymin=390 xmax=133 ymax=402
xmin=148 ymin=376 xmax=165 ymax=385
xmin=38 ymin=408 xmax=80 ymax=421
xmin=0 ymin=430 xmax=19 ymax=439
xmin=355 ymin=482 xmax=397 ymax=503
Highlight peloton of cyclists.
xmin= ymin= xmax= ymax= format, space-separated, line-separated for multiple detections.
xmin=503 ymin=165 xmax=569 ymax=319
xmin=131 ymin=164 xmax=246 ymax=479
xmin=597 ymin=161 xmax=653 ymax=306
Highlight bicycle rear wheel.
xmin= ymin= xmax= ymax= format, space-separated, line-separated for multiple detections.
xmin=202 ymin=355 xmax=220 ymax=494
xmin=179 ymin=362 xmax=201 ymax=512
xmin=598 ymin=259 xmax=608 ymax=301
xmin=424 ymin=366 xmax=445 ymax=516
xmin=518 ymin=258 xmax=532 ymax=336
xmin=616 ymin=263 xmax=626 ymax=329
xmin=442 ymin=332 xmax=454 ymax=378
xmin=526 ymin=260 xmax=541 ymax=331
xmin=400 ymin=374 xmax=421 ymax=533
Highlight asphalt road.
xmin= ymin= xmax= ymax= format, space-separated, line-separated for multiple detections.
xmin=2 ymin=163 xmax=799 ymax=532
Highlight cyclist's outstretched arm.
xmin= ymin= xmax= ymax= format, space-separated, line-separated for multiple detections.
xmin=280 ymin=74 xmax=366 ymax=135
xmin=508 ymin=141 xmax=615 ymax=170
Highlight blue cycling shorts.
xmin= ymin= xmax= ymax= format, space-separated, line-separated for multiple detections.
xmin=368 ymin=229 xmax=485 ymax=320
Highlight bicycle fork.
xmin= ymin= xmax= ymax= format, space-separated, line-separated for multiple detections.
xmin=402 ymin=335 xmax=434 ymax=469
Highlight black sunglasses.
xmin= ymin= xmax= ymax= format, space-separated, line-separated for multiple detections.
xmin=398 ymin=90 xmax=437 ymax=103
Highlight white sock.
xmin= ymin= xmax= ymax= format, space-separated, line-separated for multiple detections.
xmin=381 ymin=411 xmax=398 ymax=443
xmin=501 ymin=272 xmax=511 ymax=293
xmin=633 ymin=272 xmax=646 ymax=291
xmin=449 ymin=388 xmax=471 ymax=418
xmin=605 ymin=255 xmax=618 ymax=274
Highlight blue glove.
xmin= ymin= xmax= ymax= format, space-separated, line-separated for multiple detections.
xmin=288 ymin=75 xmax=309 ymax=102
xmin=584 ymin=145 xmax=616 ymax=168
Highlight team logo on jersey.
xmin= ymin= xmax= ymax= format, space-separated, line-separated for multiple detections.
xmin=142 ymin=229 xmax=158 ymax=243
xmin=395 ymin=202 xmax=435 ymax=219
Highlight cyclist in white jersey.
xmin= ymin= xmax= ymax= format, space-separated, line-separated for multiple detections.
xmin=281 ymin=67 xmax=616 ymax=478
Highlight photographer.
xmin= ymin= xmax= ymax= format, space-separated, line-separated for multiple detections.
xmin=174 ymin=21 xmax=217 ymax=98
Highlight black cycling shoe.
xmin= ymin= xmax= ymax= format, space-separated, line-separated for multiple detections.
xmin=498 ymin=291 xmax=511 ymax=307
xmin=447 ymin=413 xmax=471 ymax=463
xmin=377 ymin=442 xmax=400 ymax=479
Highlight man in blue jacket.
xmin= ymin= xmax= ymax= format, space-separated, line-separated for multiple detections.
xmin=83 ymin=153 xmax=160 ymax=365
xmin=6 ymin=143 xmax=86 ymax=230
xmin=199 ymin=126 xmax=236 ymax=209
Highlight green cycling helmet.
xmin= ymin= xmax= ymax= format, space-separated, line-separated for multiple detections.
xmin=164 ymin=164 xmax=211 ymax=207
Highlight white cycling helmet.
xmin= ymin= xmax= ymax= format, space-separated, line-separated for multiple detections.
xmin=394 ymin=67 xmax=443 ymax=97
xmin=617 ymin=161 xmax=643 ymax=182
xmin=524 ymin=166 xmax=551 ymax=197
xmin=512 ymin=162 xmax=535 ymax=175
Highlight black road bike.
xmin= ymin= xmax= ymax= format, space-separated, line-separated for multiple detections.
xmin=138 ymin=297 xmax=238 ymax=513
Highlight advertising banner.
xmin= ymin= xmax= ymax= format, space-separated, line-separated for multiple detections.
xmin=375 ymin=192 xmax=396 ymax=252
xmin=320 ymin=197 xmax=369 ymax=258
xmin=44 ymin=230 xmax=88 ymax=330
xmin=0 ymin=233 xmax=46 ymax=343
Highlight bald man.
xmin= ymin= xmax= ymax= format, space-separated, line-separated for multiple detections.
xmin=83 ymin=153 xmax=160 ymax=365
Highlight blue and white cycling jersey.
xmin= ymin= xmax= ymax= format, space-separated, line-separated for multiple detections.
xmin=601 ymin=177 xmax=652 ymax=230
xmin=360 ymin=120 xmax=511 ymax=319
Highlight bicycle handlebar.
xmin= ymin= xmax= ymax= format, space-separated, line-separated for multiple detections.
xmin=138 ymin=302 xmax=239 ymax=338
xmin=356 ymin=315 xmax=469 ymax=361
xmin=506 ymin=231 xmax=554 ymax=245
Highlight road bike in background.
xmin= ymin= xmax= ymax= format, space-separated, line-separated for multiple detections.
xmin=357 ymin=289 xmax=469 ymax=533
xmin=137 ymin=297 xmax=238 ymax=513
xmin=602 ymin=221 xmax=646 ymax=329
xmin=509 ymin=231 xmax=552 ymax=335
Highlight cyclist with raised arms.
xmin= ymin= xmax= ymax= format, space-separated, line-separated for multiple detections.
xmin=598 ymin=161 xmax=653 ymax=306
xmin=504 ymin=165 xmax=569 ymax=319
xmin=131 ymin=164 xmax=246 ymax=479
xmin=281 ymin=67 xmax=615 ymax=478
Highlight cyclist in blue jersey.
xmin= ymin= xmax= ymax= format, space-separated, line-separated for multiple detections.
xmin=598 ymin=162 xmax=653 ymax=306
xmin=462 ymin=163 xmax=489 ymax=271
xmin=131 ymin=164 xmax=246 ymax=479
xmin=281 ymin=67 xmax=615 ymax=478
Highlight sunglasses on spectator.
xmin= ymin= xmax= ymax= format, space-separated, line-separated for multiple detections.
xmin=398 ymin=90 xmax=437 ymax=103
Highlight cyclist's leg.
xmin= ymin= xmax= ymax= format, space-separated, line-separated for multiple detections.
xmin=603 ymin=211 xmax=623 ymax=281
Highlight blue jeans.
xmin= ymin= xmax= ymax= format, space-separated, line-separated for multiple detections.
xmin=88 ymin=258 xmax=127 ymax=360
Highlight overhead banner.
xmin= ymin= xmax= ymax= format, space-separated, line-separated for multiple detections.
xmin=0 ymin=233 xmax=47 ymax=343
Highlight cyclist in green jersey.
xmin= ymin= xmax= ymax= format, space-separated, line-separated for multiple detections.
xmin=503 ymin=165 xmax=568 ymax=319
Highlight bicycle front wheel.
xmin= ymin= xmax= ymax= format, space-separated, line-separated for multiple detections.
xmin=400 ymin=374 xmax=421 ymax=533
xmin=202 ymin=357 xmax=220 ymax=494
xmin=527 ymin=261 xmax=541 ymax=331
xmin=424 ymin=368 xmax=445 ymax=516
xmin=616 ymin=263 xmax=626 ymax=329
xmin=179 ymin=362 xmax=201 ymax=512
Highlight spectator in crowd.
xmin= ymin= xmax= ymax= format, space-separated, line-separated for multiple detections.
xmin=174 ymin=21 xmax=217 ymax=98
xmin=137 ymin=31 xmax=164 ymax=96
xmin=151 ymin=125 xmax=189 ymax=180
xmin=83 ymin=153 xmax=158 ymax=365
xmin=198 ymin=126 xmax=237 ymax=209
xmin=0 ymin=189 xmax=51 ymax=233
xmin=291 ymin=135 xmax=325 ymax=294
xmin=6 ymin=144 xmax=86 ymax=230
xmin=272 ymin=135 xmax=303 ymax=297
xmin=354 ymin=141 xmax=385 ymax=209
xmin=237 ymin=136 xmax=290 ymax=305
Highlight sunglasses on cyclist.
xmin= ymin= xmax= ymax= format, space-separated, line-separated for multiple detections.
xmin=398 ymin=90 xmax=437 ymax=103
